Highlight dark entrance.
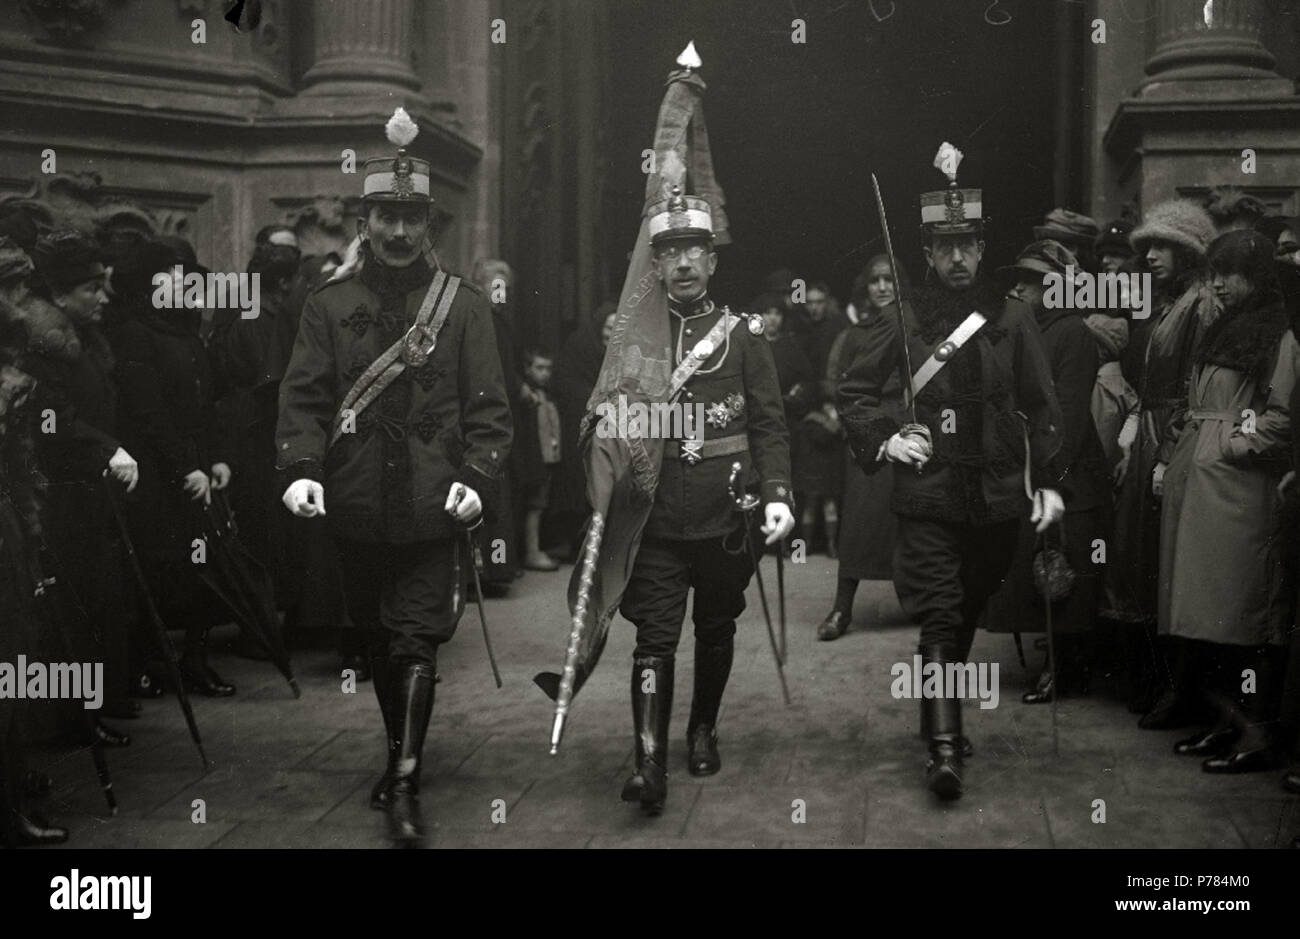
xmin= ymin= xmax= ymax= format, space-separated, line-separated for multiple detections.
xmin=603 ymin=0 xmax=1073 ymax=305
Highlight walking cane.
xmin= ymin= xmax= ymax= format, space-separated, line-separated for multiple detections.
xmin=103 ymin=478 xmax=210 ymax=770
xmin=450 ymin=485 xmax=502 ymax=688
xmin=729 ymin=463 xmax=791 ymax=705
xmin=1040 ymin=527 xmax=1061 ymax=759
xmin=776 ymin=542 xmax=786 ymax=662
xmin=30 ymin=568 xmax=117 ymax=815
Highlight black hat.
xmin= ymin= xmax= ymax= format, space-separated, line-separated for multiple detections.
xmin=1094 ymin=219 xmax=1135 ymax=259
xmin=33 ymin=229 xmax=107 ymax=292
xmin=0 ymin=206 xmax=38 ymax=254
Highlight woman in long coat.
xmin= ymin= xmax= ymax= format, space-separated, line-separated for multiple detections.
xmin=0 ymin=238 xmax=68 ymax=845
xmin=815 ymin=255 xmax=905 ymax=640
xmin=1104 ymin=200 xmax=1218 ymax=724
xmin=1158 ymin=230 xmax=1296 ymax=774
xmin=108 ymin=239 xmax=235 ymax=696
xmin=26 ymin=230 xmax=139 ymax=739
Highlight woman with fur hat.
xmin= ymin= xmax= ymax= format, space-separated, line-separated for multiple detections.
xmin=24 ymin=229 xmax=140 ymax=738
xmin=1106 ymin=199 xmax=1219 ymax=726
xmin=1157 ymin=230 xmax=1296 ymax=774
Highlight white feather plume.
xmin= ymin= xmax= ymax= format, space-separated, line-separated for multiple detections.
xmin=386 ymin=107 xmax=419 ymax=148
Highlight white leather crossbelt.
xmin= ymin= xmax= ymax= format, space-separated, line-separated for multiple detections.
xmin=906 ymin=311 xmax=987 ymax=405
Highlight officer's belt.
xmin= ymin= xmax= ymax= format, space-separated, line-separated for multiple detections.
xmin=329 ymin=271 xmax=460 ymax=447
xmin=905 ymin=311 xmax=987 ymax=406
xmin=667 ymin=432 xmax=748 ymax=465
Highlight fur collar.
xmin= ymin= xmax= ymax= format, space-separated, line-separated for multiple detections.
xmin=20 ymin=296 xmax=82 ymax=362
xmin=19 ymin=296 xmax=115 ymax=370
xmin=911 ymin=280 xmax=1004 ymax=344
xmin=1196 ymin=296 xmax=1289 ymax=381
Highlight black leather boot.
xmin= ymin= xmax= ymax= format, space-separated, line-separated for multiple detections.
xmin=93 ymin=720 xmax=130 ymax=748
xmin=369 ymin=650 xmax=396 ymax=811
xmin=921 ymin=645 xmax=963 ymax=801
xmin=384 ymin=661 xmax=435 ymax=844
xmin=180 ymin=629 xmax=235 ymax=697
xmin=687 ymin=638 xmax=733 ymax=777
xmin=11 ymin=811 xmax=68 ymax=846
xmin=817 ymin=610 xmax=850 ymax=641
xmin=621 ymin=655 xmax=673 ymax=815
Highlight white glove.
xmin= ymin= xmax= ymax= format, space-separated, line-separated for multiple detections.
xmin=282 ymin=479 xmax=326 ymax=517
xmin=445 ymin=482 xmax=482 ymax=524
xmin=1151 ymin=461 xmax=1167 ymax=498
xmin=182 ymin=469 xmax=211 ymax=505
xmin=1031 ymin=488 xmax=1065 ymax=533
xmin=761 ymin=502 xmax=795 ymax=545
xmin=882 ymin=432 xmax=931 ymax=466
xmin=105 ymin=446 xmax=139 ymax=492
xmin=210 ymin=462 xmax=232 ymax=490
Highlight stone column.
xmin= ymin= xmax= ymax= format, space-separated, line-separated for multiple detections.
xmin=1140 ymin=0 xmax=1290 ymax=97
xmin=300 ymin=0 xmax=421 ymax=96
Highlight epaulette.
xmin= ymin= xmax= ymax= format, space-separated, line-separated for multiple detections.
xmin=725 ymin=308 xmax=766 ymax=337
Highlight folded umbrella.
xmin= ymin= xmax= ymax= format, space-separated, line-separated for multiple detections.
xmin=196 ymin=490 xmax=299 ymax=698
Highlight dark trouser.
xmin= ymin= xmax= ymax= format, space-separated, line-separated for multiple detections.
xmin=335 ymin=539 xmax=464 ymax=667
xmin=620 ymin=530 xmax=755 ymax=659
xmin=893 ymin=516 xmax=1020 ymax=660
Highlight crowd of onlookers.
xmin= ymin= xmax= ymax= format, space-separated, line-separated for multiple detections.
xmin=3 ymin=181 xmax=1300 ymax=846
xmin=758 ymin=187 xmax=1300 ymax=837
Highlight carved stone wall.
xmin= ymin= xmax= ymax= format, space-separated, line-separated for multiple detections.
xmin=0 ymin=0 xmax=494 ymax=275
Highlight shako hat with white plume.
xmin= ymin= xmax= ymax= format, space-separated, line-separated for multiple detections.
xmin=920 ymin=142 xmax=983 ymax=236
xmin=363 ymin=107 xmax=432 ymax=204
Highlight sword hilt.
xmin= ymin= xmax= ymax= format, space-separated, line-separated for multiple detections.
xmin=728 ymin=461 xmax=759 ymax=513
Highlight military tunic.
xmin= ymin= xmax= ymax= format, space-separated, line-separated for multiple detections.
xmin=837 ymin=281 xmax=1064 ymax=659
xmin=275 ymin=254 xmax=512 ymax=662
xmin=621 ymin=301 xmax=793 ymax=658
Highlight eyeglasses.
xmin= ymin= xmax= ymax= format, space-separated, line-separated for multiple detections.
xmin=654 ymin=244 xmax=708 ymax=262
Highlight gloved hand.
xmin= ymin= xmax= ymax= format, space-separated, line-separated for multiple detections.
xmin=445 ymin=482 xmax=482 ymax=525
xmin=105 ymin=446 xmax=139 ymax=492
xmin=182 ymin=469 xmax=211 ymax=505
xmin=210 ymin=462 xmax=232 ymax=490
xmin=1152 ymin=461 xmax=1167 ymax=498
xmin=761 ymin=501 xmax=795 ymax=545
xmin=282 ymin=479 xmax=326 ymax=518
xmin=882 ymin=432 xmax=932 ymax=466
xmin=1031 ymin=488 xmax=1065 ymax=533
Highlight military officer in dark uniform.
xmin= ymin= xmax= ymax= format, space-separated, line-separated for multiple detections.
xmin=838 ymin=144 xmax=1066 ymax=801
xmin=618 ymin=191 xmax=795 ymax=816
xmin=276 ymin=108 xmax=512 ymax=844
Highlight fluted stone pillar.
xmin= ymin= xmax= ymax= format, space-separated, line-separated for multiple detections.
xmin=301 ymin=0 xmax=421 ymax=96
xmin=1140 ymin=0 xmax=1290 ymax=97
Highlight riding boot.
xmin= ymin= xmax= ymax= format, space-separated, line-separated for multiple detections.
xmin=9 ymin=811 xmax=68 ymax=846
xmin=917 ymin=648 xmax=974 ymax=758
xmin=385 ymin=661 xmax=435 ymax=844
xmin=825 ymin=516 xmax=839 ymax=560
xmin=621 ymin=655 xmax=674 ymax=815
xmin=921 ymin=644 xmax=963 ymax=800
xmin=687 ymin=638 xmax=733 ymax=776
xmin=180 ymin=627 xmax=235 ymax=697
xmin=369 ymin=648 xmax=397 ymax=810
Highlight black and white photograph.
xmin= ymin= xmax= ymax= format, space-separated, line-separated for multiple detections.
xmin=1 ymin=0 xmax=1299 ymax=907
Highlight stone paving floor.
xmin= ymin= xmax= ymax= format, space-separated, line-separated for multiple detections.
xmin=33 ymin=551 xmax=1300 ymax=849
